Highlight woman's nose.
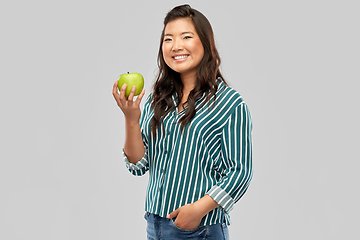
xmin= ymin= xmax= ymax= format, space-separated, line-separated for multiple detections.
xmin=172 ymin=39 xmax=183 ymax=51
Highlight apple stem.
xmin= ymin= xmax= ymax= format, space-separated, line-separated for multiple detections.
xmin=127 ymin=72 xmax=129 ymax=74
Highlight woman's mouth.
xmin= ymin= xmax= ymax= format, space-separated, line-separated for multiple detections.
xmin=173 ymin=55 xmax=189 ymax=61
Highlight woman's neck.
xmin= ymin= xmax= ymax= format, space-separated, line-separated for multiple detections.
xmin=180 ymin=72 xmax=197 ymax=94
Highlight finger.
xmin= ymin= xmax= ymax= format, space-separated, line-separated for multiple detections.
xmin=113 ymin=81 xmax=122 ymax=106
xmin=134 ymin=88 xmax=146 ymax=105
xmin=167 ymin=208 xmax=179 ymax=219
xmin=112 ymin=81 xmax=119 ymax=97
xmin=118 ymin=84 xmax=128 ymax=108
xmin=127 ymin=85 xmax=136 ymax=103
xmin=119 ymin=83 xmax=127 ymax=100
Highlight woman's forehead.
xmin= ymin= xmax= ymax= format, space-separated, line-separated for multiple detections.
xmin=164 ymin=18 xmax=196 ymax=35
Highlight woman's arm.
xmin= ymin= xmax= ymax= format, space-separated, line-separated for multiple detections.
xmin=113 ymin=81 xmax=146 ymax=164
xmin=207 ymin=102 xmax=253 ymax=212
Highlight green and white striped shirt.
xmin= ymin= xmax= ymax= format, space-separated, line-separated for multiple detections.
xmin=124 ymin=79 xmax=253 ymax=226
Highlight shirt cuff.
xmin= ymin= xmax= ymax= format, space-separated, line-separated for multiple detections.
xmin=206 ymin=185 xmax=234 ymax=214
xmin=123 ymin=149 xmax=148 ymax=174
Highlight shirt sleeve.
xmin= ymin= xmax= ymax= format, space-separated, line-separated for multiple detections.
xmin=123 ymin=148 xmax=149 ymax=176
xmin=206 ymin=102 xmax=253 ymax=213
xmin=123 ymin=95 xmax=151 ymax=176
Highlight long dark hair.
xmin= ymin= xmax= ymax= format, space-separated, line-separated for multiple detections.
xmin=151 ymin=4 xmax=226 ymax=136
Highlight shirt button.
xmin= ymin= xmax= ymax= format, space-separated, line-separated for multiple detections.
xmin=161 ymin=169 xmax=164 ymax=173
xmin=164 ymin=150 xmax=168 ymax=154
xmin=167 ymin=131 xmax=171 ymax=135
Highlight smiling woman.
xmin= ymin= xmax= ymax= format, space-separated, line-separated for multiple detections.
xmin=152 ymin=5 xmax=225 ymax=133
xmin=113 ymin=4 xmax=253 ymax=240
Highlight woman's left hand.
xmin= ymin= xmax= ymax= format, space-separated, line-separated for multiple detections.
xmin=166 ymin=204 xmax=203 ymax=230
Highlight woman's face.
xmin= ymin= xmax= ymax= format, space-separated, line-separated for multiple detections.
xmin=162 ymin=18 xmax=204 ymax=79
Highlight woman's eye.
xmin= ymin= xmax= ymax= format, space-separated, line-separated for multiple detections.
xmin=164 ymin=38 xmax=172 ymax=42
xmin=183 ymin=36 xmax=192 ymax=39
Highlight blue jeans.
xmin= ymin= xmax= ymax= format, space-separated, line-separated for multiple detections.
xmin=145 ymin=212 xmax=229 ymax=240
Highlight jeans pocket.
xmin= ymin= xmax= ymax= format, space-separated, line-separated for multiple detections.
xmin=169 ymin=219 xmax=204 ymax=233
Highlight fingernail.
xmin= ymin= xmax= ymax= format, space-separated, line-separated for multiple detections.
xmin=166 ymin=214 xmax=170 ymax=218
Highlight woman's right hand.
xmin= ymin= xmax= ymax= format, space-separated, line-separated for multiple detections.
xmin=113 ymin=81 xmax=146 ymax=123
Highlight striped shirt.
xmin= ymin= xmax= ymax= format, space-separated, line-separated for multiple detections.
xmin=123 ymin=79 xmax=253 ymax=226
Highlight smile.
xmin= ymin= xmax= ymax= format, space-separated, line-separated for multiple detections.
xmin=173 ymin=55 xmax=189 ymax=60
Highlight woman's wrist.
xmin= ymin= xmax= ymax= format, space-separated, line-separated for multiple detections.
xmin=125 ymin=117 xmax=140 ymax=127
xmin=193 ymin=195 xmax=220 ymax=218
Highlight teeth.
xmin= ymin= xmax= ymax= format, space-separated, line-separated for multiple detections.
xmin=174 ymin=55 xmax=188 ymax=60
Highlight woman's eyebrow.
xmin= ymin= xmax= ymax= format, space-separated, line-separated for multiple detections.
xmin=181 ymin=31 xmax=194 ymax=35
xmin=164 ymin=31 xmax=194 ymax=36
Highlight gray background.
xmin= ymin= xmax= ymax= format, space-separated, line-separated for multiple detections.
xmin=1 ymin=0 xmax=359 ymax=239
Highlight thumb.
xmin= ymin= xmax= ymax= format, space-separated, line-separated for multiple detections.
xmin=166 ymin=208 xmax=180 ymax=219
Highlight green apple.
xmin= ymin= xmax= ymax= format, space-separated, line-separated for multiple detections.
xmin=117 ymin=72 xmax=144 ymax=98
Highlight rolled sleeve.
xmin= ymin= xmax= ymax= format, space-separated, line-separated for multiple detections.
xmin=207 ymin=102 xmax=253 ymax=213
xmin=206 ymin=185 xmax=235 ymax=213
xmin=124 ymin=148 xmax=149 ymax=176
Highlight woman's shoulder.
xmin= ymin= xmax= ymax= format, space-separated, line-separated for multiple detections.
xmin=216 ymin=78 xmax=245 ymax=106
xmin=145 ymin=92 xmax=154 ymax=102
xmin=142 ymin=93 xmax=154 ymax=112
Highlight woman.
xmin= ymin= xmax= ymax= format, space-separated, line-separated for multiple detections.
xmin=113 ymin=4 xmax=253 ymax=240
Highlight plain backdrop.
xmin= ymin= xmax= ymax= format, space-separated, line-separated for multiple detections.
xmin=1 ymin=0 xmax=359 ymax=239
